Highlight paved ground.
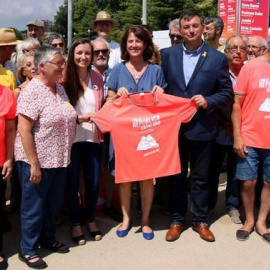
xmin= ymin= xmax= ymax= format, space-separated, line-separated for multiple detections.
xmin=3 ymin=177 xmax=270 ymax=270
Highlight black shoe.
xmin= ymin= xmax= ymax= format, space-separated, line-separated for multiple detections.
xmin=18 ymin=252 xmax=47 ymax=269
xmin=87 ymin=228 xmax=102 ymax=241
xmin=72 ymin=234 xmax=86 ymax=246
xmin=236 ymin=229 xmax=252 ymax=241
xmin=0 ymin=254 xmax=8 ymax=270
xmin=40 ymin=241 xmax=69 ymax=253
xmin=255 ymin=227 xmax=270 ymax=244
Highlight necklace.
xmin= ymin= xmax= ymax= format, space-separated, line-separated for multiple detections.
xmin=128 ymin=61 xmax=148 ymax=82
xmin=79 ymin=73 xmax=88 ymax=82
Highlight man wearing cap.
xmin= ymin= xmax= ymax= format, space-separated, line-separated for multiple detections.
xmin=27 ymin=19 xmax=45 ymax=45
xmin=90 ymin=11 xmax=121 ymax=69
xmin=0 ymin=28 xmax=21 ymax=90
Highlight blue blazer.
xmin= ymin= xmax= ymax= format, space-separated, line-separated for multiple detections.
xmin=161 ymin=42 xmax=233 ymax=141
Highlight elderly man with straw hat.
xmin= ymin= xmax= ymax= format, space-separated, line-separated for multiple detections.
xmin=90 ymin=11 xmax=121 ymax=69
xmin=0 ymin=28 xmax=22 ymax=90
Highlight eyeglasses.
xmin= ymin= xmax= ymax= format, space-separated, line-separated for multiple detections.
xmin=227 ymin=46 xmax=247 ymax=53
xmin=93 ymin=49 xmax=109 ymax=56
xmin=169 ymin=34 xmax=182 ymax=40
xmin=51 ymin=43 xmax=64 ymax=48
xmin=247 ymin=45 xmax=265 ymax=51
xmin=23 ymin=62 xmax=34 ymax=69
xmin=45 ymin=60 xmax=66 ymax=68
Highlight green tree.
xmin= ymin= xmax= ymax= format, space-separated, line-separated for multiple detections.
xmin=50 ymin=0 xmax=69 ymax=37
xmin=51 ymin=0 xmax=218 ymax=42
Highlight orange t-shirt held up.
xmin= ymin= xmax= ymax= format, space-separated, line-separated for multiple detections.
xmin=92 ymin=92 xmax=197 ymax=183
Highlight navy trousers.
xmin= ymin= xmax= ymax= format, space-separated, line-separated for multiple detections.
xmin=169 ymin=131 xmax=213 ymax=225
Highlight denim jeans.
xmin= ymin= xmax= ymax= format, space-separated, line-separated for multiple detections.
xmin=66 ymin=142 xmax=102 ymax=225
xmin=0 ymin=167 xmax=6 ymax=253
xmin=17 ymin=161 xmax=67 ymax=256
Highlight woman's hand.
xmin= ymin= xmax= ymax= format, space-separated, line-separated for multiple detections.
xmin=30 ymin=162 xmax=42 ymax=183
xmin=77 ymin=113 xmax=93 ymax=124
xmin=2 ymin=159 xmax=13 ymax=180
xmin=151 ymin=85 xmax=164 ymax=93
xmin=117 ymin=87 xmax=129 ymax=96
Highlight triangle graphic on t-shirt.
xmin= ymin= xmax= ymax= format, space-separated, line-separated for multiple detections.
xmin=137 ymin=135 xmax=159 ymax=151
xmin=259 ymin=98 xmax=270 ymax=112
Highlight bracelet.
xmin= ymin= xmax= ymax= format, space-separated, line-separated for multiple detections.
xmin=76 ymin=116 xmax=80 ymax=125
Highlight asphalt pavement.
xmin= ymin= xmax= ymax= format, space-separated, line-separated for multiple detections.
xmin=3 ymin=174 xmax=270 ymax=270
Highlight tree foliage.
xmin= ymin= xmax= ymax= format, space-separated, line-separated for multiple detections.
xmin=51 ymin=0 xmax=218 ymax=42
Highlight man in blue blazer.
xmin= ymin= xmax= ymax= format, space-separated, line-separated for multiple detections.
xmin=161 ymin=11 xmax=233 ymax=242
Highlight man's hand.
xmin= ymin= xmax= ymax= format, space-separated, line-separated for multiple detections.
xmin=2 ymin=160 xmax=13 ymax=180
xmin=233 ymin=136 xmax=248 ymax=158
xmin=191 ymin=95 xmax=208 ymax=109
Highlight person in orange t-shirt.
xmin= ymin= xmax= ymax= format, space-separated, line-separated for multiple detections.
xmin=0 ymin=84 xmax=16 ymax=269
xmin=232 ymin=46 xmax=270 ymax=243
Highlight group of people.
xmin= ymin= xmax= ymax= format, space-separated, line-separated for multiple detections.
xmin=0 ymin=8 xmax=270 ymax=270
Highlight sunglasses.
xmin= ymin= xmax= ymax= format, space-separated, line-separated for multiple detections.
xmin=169 ymin=34 xmax=182 ymax=40
xmin=51 ymin=43 xmax=64 ymax=48
xmin=93 ymin=49 xmax=109 ymax=56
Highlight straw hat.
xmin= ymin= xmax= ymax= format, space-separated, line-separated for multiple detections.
xmin=0 ymin=28 xmax=22 ymax=46
xmin=90 ymin=11 xmax=118 ymax=29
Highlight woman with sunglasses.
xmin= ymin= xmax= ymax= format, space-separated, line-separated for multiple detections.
xmin=48 ymin=33 xmax=66 ymax=56
xmin=64 ymin=38 xmax=104 ymax=245
xmin=14 ymin=52 xmax=36 ymax=99
xmin=15 ymin=46 xmax=77 ymax=269
xmin=106 ymin=26 xmax=167 ymax=240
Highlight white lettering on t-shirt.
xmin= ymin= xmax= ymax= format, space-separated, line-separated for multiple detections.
xmin=259 ymin=78 xmax=270 ymax=92
xmin=132 ymin=114 xmax=161 ymax=130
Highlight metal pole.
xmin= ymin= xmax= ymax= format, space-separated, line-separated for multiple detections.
xmin=67 ymin=0 xmax=73 ymax=50
xmin=142 ymin=0 xmax=147 ymax=24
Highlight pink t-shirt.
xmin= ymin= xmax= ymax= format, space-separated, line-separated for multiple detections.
xmin=15 ymin=78 xmax=77 ymax=168
xmin=92 ymin=92 xmax=197 ymax=183
xmin=0 ymin=85 xmax=16 ymax=167
xmin=234 ymin=58 xmax=270 ymax=149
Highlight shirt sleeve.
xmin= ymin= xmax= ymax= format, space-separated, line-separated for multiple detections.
xmin=106 ymin=64 xmax=121 ymax=92
xmin=91 ymin=102 xmax=114 ymax=133
xmin=156 ymin=66 xmax=168 ymax=89
xmin=234 ymin=64 xmax=249 ymax=95
xmin=17 ymin=87 xmax=40 ymax=120
xmin=6 ymin=90 xmax=16 ymax=119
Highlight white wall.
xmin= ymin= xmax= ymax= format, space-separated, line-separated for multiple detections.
xmin=153 ymin=30 xmax=171 ymax=49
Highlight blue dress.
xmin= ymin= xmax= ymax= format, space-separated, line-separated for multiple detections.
xmin=106 ymin=62 xmax=167 ymax=93
xmin=106 ymin=61 xmax=167 ymax=176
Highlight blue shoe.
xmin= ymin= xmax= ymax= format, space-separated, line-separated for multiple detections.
xmin=116 ymin=221 xmax=132 ymax=238
xmin=142 ymin=230 xmax=154 ymax=240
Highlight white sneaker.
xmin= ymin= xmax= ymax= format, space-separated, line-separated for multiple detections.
xmin=228 ymin=209 xmax=241 ymax=224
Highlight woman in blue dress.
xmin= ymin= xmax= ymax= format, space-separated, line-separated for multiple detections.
xmin=106 ymin=26 xmax=167 ymax=240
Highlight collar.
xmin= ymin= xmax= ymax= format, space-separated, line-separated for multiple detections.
xmin=182 ymin=42 xmax=204 ymax=55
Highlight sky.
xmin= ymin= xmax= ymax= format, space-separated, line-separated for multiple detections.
xmin=0 ymin=0 xmax=64 ymax=30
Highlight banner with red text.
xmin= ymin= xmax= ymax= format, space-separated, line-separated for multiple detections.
xmin=218 ymin=0 xmax=269 ymax=43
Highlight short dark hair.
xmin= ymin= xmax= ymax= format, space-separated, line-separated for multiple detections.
xmin=120 ymin=26 xmax=154 ymax=61
xmin=48 ymin=32 xmax=65 ymax=45
xmin=179 ymin=10 xmax=202 ymax=28
xmin=204 ymin=16 xmax=224 ymax=36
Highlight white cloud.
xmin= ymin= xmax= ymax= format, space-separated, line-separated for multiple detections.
xmin=0 ymin=0 xmax=64 ymax=30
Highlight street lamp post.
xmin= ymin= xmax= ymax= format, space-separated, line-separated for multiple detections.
xmin=142 ymin=0 xmax=147 ymax=24
xmin=88 ymin=29 xmax=91 ymax=40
